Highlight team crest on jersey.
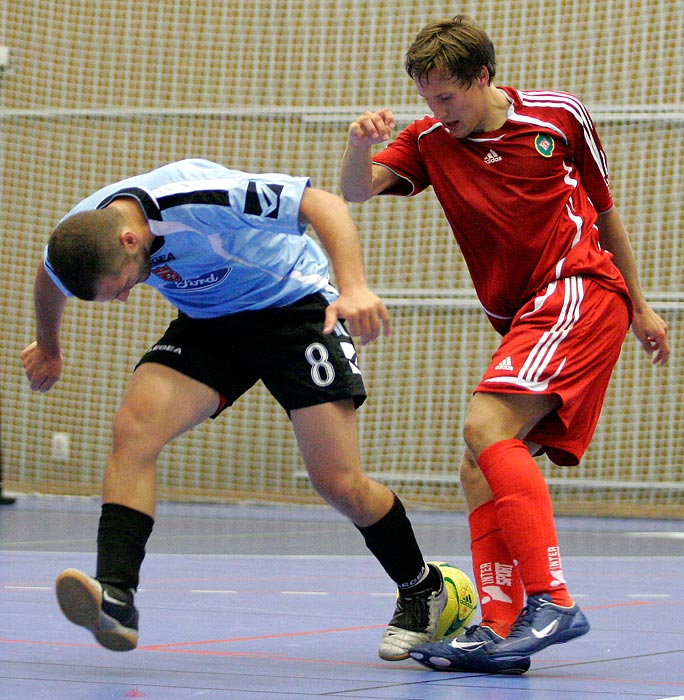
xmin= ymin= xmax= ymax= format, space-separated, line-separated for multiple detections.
xmin=152 ymin=264 xmax=182 ymax=282
xmin=535 ymin=134 xmax=555 ymax=158
xmin=244 ymin=180 xmax=283 ymax=219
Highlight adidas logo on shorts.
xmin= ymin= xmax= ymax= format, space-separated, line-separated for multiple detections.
xmin=495 ymin=356 xmax=514 ymax=371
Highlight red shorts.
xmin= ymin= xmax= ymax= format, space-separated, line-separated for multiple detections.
xmin=476 ymin=276 xmax=630 ymax=466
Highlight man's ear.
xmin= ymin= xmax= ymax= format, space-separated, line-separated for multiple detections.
xmin=120 ymin=230 xmax=139 ymax=250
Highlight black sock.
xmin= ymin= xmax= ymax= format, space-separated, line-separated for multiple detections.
xmin=356 ymin=494 xmax=433 ymax=591
xmin=96 ymin=503 xmax=154 ymax=591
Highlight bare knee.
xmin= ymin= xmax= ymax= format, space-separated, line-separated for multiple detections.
xmin=311 ymin=468 xmax=362 ymax=509
xmin=311 ymin=469 xmax=393 ymax=526
xmin=463 ymin=415 xmax=488 ymax=458
xmin=111 ymin=402 xmax=166 ymax=465
xmin=463 ymin=393 xmax=524 ymax=456
xmin=464 ymin=391 xmax=560 ymax=457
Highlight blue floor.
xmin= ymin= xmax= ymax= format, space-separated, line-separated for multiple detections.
xmin=1 ymin=496 xmax=683 ymax=699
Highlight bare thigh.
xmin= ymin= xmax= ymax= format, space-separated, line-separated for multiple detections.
xmin=103 ymin=363 xmax=221 ymax=516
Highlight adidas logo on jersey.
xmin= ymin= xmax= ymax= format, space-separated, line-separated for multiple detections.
xmin=495 ymin=356 xmax=513 ymax=371
xmin=484 ymin=149 xmax=502 ymax=164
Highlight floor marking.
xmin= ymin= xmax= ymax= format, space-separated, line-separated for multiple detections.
xmin=626 ymin=532 xmax=684 ymax=539
xmin=627 ymin=593 xmax=671 ymax=598
xmin=140 ymin=623 xmax=385 ymax=651
xmin=281 ymin=591 xmax=329 ymax=596
xmin=4 ymin=585 xmax=52 ymax=591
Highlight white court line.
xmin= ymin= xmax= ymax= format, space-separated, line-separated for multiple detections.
xmin=626 ymin=532 xmax=684 ymax=539
xmin=627 ymin=593 xmax=671 ymax=598
xmin=4 ymin=585 xmax=52 ymax=591
xmin=190 ymin=590 xmax=332 ymax=596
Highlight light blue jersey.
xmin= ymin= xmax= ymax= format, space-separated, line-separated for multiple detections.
xmin=44 ymin=159 xmax=337 ymax=318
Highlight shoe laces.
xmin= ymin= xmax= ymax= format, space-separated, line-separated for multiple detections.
xmin=458 ymin=625 xmax=500 ymax=644
xmin=462 ymin=625 xmax=483 ymax=638
xmin=506 ymin=595 xmax=547 ymax=638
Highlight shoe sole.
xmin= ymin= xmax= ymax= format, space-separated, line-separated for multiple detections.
xmin=410 ymin=651 xmax=531 ymax=675
xmin=379 ymin=652 xmax=410 ymax=661
xmin=55 ymin=568 xmax=138 ymax=652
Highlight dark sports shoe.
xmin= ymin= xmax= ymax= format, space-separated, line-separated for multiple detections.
xmin=488 ymin=593 xmax=590 ymax=660
xmin=409 ymin=625 xmax=531 ymax=674
xmin=378 ymin=563 xmax=447 ymax=661
xmin=55 ymin=568 xmax=139 ymax=651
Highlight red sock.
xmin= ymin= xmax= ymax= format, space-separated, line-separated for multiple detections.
xmin=478 ymin=439 xmax=573 ymax=607
xmin=469 ymin=500 xmax=525 ymax=636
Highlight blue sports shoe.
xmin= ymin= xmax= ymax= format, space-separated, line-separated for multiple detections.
xmin=488 ymin=593 xmax=590 ymax=661
xmin=409 ymin=625 xmax=531 ymax=674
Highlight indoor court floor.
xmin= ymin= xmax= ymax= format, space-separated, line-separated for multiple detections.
xmin=1 ymin=495 xmax=683 ymax=699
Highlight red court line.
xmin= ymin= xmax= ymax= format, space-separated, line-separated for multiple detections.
xmin=141 ymin=647 xmax=405 ymax=669
xmin=582 ymin=600 xmax=656 ymax=609
xmin=4 ymin=636 xmax=683 ymax=689
xmin=140 ymin=623 xmax=386 ymax=651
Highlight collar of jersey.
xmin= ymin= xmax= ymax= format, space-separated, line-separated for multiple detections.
xmin=97 ymin=187 xmax=162 ymax=221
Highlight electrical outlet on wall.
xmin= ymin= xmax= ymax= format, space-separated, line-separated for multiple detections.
xmin=51 ymin=432 xmax=70 ymax=461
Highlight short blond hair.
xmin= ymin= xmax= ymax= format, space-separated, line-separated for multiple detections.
xmin=47 ymin=208 xmax=128 ymax=300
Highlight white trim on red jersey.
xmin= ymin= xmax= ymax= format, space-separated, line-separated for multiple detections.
xmin=515 ymin=90 xmax=609 ymax=182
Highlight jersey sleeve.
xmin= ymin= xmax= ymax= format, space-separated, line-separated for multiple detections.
xmin=226 ymin=171 xmax=311 ymax=234
xmin=565 ymin=97 xmax=614 ymax=213
xmin=372 ymin=121 xmax=432 ymax=196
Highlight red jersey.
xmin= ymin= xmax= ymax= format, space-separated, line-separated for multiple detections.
xmin=373 ymin=86 xmax=630 ymax=332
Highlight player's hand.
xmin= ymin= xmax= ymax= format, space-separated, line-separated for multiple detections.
xmin=631 ymin=307 xmax=670 ymax=366
xmin=348 ymin=109 xmax=396 ymax=148
xmin=323 ymin=288 xmax=391 ymax=346
xmin=21 ymin=340 xmax=63 ymax=392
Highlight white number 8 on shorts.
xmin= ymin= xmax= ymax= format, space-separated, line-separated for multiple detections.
xmin=305 ymin=342 xmax=336 ymax=387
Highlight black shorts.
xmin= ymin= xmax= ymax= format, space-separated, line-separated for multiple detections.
xmin=136 ymin=293 xmax=367 ymax=417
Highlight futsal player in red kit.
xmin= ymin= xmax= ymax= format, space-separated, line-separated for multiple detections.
xmin=340 ymin=15 xmax=669 ymax=674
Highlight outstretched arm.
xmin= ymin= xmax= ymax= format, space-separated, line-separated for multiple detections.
xmin=299 ymin=187 xmax=390 ymax=345
xmin=21 ymin=261 xmax=68 ymax=392
xmin=597 ymin=207 xmax=670 ymax=365
xmin=340 ymin=109 xmax=400 ymax=202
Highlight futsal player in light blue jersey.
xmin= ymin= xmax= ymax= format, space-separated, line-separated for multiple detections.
xmin=22 ymin=158 xmax=452 ymax=659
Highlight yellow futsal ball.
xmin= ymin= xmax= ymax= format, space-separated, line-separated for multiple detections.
xmin=431 ymin=561 xmax=478 ymax=640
